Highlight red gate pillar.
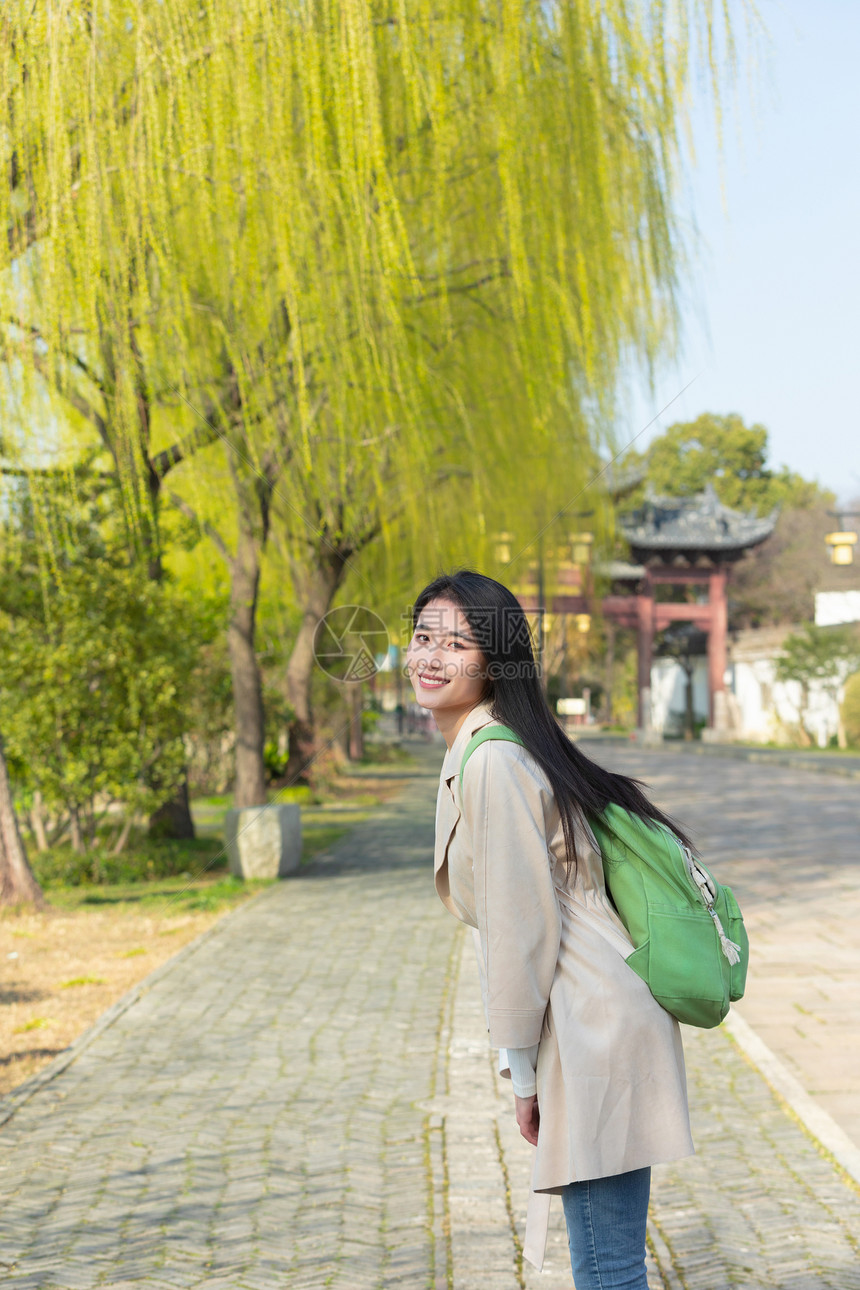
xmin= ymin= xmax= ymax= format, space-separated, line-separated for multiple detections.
xmin=707 ymin=568 xmax=728 ymax=727
xmin=636 ymin=587 xmax=654 ymax=729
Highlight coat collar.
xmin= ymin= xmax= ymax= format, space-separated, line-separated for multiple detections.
xmin=434 ymin=699 xmax=501 ymax=914
xmin=439 ymin=699 xmax=500 ymax=785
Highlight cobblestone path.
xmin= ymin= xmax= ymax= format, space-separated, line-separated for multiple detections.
xmin=1 ymin=743 xmax=858 ymax=1290
xmin=0 ymin=755 xmax=460 ymax=1290
xmin=587 ymin=745 xmax=860 ymax=1290
xmin=591 ymin=744 xmax=860 ymax=1150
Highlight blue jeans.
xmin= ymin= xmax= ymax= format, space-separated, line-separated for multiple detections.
xmin=561 ymin=1166 xmax=651 ymax=1290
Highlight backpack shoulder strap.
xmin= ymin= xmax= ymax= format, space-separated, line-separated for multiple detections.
xmin=459 ymin=724 xmax=523 ymax=785
xmin=590 ymin=801 xmax=677 ymax=865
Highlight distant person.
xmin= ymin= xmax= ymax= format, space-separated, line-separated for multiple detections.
xmin=404 ymin=570 xmax=694 ymax=1288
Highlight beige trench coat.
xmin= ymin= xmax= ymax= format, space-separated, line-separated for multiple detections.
xmin=434 ymin=701 xmax=694 ymax=1268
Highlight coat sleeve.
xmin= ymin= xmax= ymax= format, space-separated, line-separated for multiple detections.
xmin=460 ymin=741 xmax=562 ymax=1049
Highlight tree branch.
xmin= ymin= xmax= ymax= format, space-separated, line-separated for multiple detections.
xmin=402 ymin=271 xmax=510 ymax=308
xmin=166 ymin=490 xmax=232 ymax=565
xmin=5 ymin=316 xmax=106 ymax=392
xmin=30 ymin=351 xmax=109 ymax=443
xmin=149 ymin=422 xmax=221 ymax=482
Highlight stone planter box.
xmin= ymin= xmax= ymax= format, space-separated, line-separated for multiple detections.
xmin=225 ymin=803 xmax=302 ymax=880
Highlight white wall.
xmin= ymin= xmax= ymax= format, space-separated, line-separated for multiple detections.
xmin=650 ymin=658 xmax=709 ymax=736
xmin=651 ymin=654 xmax=846 ymax=746
xmin=815 ymin=590 xmax=860 ymax=626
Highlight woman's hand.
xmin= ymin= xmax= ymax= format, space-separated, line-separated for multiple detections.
xmin=514 ymin=1094 xmax=540 ymax=1145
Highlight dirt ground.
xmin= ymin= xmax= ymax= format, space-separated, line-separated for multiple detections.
xmin=0 ymin=762 xmax=414 ymax=1099
xmin=0 ymin=893 xmax=251 ymax=1098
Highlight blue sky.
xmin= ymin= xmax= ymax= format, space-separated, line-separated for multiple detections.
xmin=624 ymin=0 xmax=860 ymax=507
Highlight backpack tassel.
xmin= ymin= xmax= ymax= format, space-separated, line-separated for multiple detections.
xmin=709 ymin=909 xmax=742 ymax=965
xmin=688 ymin=850 xmax=743 ymax=967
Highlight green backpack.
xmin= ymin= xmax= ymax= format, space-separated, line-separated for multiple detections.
xmin=460 ymin=724 xmax=749 ymax=1029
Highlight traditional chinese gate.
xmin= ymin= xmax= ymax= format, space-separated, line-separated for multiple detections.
xmin=516 ymin=486 xmax=776 ymax=732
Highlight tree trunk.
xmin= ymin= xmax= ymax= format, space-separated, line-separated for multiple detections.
xmin=144 ymin=462 xmax=196 ymax=838
xmin=798 ymin=684 xmax=813 ymax=746
xmin=69 ymin=808 xmax=85 ymax=852
xmin=0 ymin=736 xmax=43 ymax=907
xmin=149 ymin=775 xmax=195 ymax=839
xmin=229 ymin=523 xmax=268 ymax=808
xmin=284 ymin=549 xmax=350 ymax=784
xmin=837 ymin=713 xmax=848 ymax=750
xmin=349 ymin=683 xmax=365 ymax=761
xmin=30 ymin=791 xmax=49 ymax=852
xmin=683 ymin=662 xmax=695 ymax=741
xmin=285 ymin=613 xmax=320 ymax=783
xmin=148 ymin=775 xmax=195 ymax=839
xmin=112 ymin=814 xmax=134 ymax=855
xmin=603 ymin=622 xmax=615 ymax=723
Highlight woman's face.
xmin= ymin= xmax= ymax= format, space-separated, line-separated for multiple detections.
xmin=405 ymin=597 xmax=488 ymax=717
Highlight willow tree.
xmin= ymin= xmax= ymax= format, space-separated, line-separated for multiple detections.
xmin=0 ymin=0 xmax=746 ymax=793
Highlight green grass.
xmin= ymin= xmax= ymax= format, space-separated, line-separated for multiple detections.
xmin=358 ymin=741 xmax=415 ymax=765
xmin=46 ymin=874 xmax=272 ymax=915
xmin=190 ymin=783 xmax=322 ymax=839
xmin=190 ymin=793 xmax=233 ymax=810
xmin=301 ymin=821 xmax=358 ymax=860
xmin=36 ymin=806 xmax=381 ymax=914
xmin=192 ymin=783 xmax=318 ymax=813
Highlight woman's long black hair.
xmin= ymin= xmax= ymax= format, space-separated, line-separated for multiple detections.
xmin=412 ymin=569 xmax=694 ymax=867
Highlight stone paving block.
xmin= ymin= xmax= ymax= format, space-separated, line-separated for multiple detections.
xmin=2 ymin=746 xmax=860 ymax=1289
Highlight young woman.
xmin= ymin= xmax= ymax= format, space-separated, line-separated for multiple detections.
xmin=405 ymin=570 xmax=694 ymax=1290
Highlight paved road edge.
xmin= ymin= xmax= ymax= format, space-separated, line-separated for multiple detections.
xmin=723 ymin=1009 xmax=860 ymax=1188
xmin=576 ymin=733 xmax=860 ymax=782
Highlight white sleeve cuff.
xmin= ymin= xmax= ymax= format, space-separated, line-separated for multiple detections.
xmin=501 ymin=1043 xmax=539 ymax=1098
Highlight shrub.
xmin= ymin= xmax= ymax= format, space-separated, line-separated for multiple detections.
xmin=31 ymin=836 xmax=226 ymax=888
xmin=1 ymin=565 xmax=203 ymax=847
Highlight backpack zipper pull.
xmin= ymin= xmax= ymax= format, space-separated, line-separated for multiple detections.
xmin=680 ymin=841 xmax=742 ymax=965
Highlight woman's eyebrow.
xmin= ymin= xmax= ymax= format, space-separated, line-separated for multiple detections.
xmin=415 ymin=620 xmax=476 ymax=643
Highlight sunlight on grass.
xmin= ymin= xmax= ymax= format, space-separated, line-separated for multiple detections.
xmin=46 ymin=875 xmax=269 ymax=916
xmin=14 ymin=1017 xmax=54 ymax=1033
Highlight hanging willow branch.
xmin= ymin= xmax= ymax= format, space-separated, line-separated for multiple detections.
xmin=0 ymin=0 xmax=755 ymax=794
xmin=0 ymin=0 xmax=748 ymax=565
